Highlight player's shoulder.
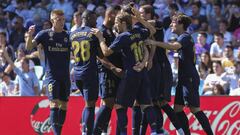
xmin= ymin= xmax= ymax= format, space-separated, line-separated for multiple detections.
xmin=36 ymin=29 xmax=51 ymax=37
xmin=178 ymin=32 xmax=192 ymax=42
xmin=119 ymin=32 xmax=131 ymax=38
xmin=62 ymin=29 xmax=70 ymax=35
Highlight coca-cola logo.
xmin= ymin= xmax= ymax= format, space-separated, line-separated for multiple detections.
xmin=163 ymin=101 xmax=240 ymax=135
xmin=30 ymin=99 xmax=52 ymax=134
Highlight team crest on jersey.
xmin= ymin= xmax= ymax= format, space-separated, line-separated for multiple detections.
xmin=64 ymin=37 xmax=68 ymax=43
xmin=49 ymin=31 xmax=54 ymax=40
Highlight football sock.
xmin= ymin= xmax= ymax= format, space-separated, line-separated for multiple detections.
xmin=176 ymin=111 xmax=190 ymax=135
xmin=140 ymin=111 xmax=148 ymax=135
xmin=116 ymin=108 xmax=128 ymax=135
xmin=194 ymin=111 xmax=213 ymax=135
xmin=132 ymin=106 xmax=142 ymax=135
xmin=153 ymin=105 xmax=164 ymax=134
xmin=50 ymin=108 xmax=60 ymax=135
xmin=82 ymin=107 xmax=95 ymax=135
xmin=94 ymin=105 xmax=112 ymax=135
xmin=143 ymin=106 xmax=157 ymax=133
xmin=58 ymin=109 xmax=66 ymax=134
xmin=161 ymin=104 xmax=182 ymax=130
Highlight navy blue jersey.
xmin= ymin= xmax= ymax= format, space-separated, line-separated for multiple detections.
xmin=177 ymin=32 xmax=199 ymax=78
xmin=34 ymin=29 xmax=70 ymax=80
xmin=98 ymin=25 xmax=122 ymax=72
xmin=70 ymin=26 xmax=101 ymax=79
xmin=110 ymin=23 xmax=150 ymax=71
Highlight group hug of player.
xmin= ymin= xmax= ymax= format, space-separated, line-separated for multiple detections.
xmin=24 ymin=2 xmax=214 ymax=135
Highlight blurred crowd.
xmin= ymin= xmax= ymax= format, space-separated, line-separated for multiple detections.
xmin=0 ymin=0 xmax=240 ymax=96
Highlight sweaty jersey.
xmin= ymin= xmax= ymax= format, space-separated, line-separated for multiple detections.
xmin=97 ymin=24 xmax=122 ymax=72
xmin=110 ymin=22 xmax=150 ymax=71
xmin=70 ymin=26 xmax=101 ymax=79
xmin=34 ymin=29 xmax=70 ymax=80
xmin=177 ymin=32 xmax=199 ymax=78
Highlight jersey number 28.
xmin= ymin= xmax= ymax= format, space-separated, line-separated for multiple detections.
xmin=72 ymin=40 xmax=90 ymax=62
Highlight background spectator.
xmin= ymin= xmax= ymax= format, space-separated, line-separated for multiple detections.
xmin=0 ymin=72 xmax=16 ymax=96
xmin=203 ymin=61 xmax=227 ymax=95
xmin=210 ymin=32 xmax=226 ymax=61
xmin=221 ymin=45 xmax=235 ymax=70
xmin=198 ymin=52 xmax=213 ymax=80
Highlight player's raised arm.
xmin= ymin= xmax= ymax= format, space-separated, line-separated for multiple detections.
xmin=2 ymin=47 xmax=15 ymax=69
xmin=26 ymin=25 xmax=38 ymax=50
xmin=145 ymin=39 xmax=182 ymax=50
xmin=91 ymin=28 xmax=113 ymax=56
xmin=131 ymin=7 xmax=156 ymax=36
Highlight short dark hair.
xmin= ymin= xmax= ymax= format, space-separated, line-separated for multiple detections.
xmin=191 ymin=1 xmax=201 ymax=8
xmin=169 ymin=3 xmax=179 ymax=11
xmin=226 ymin=45 xmax=234 ymax=51
xmin=140 ymin=4 xmax=154 ymax=19
xmin=172 ymin=13 xmax=192 ymax=30
xmin=214 ymin=32 xmax=224 ymax=38
xmin=220 ymin=19 xmax=228 ymax=26
xmin=213 ymin=61 xmax=222 ymax=66
xmin=81 ymin=10 xmax=96 ymax=19
xmin=0 ymin=31 xmax=6 ymax=37
xmin=213 ymin=2 xmax=222 ymax=8
xmin=116 ymin=12 xmax=132 ymax=30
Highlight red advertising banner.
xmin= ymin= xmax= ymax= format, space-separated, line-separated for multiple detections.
xmin=0 ymin=96 xmax=239 ymax=135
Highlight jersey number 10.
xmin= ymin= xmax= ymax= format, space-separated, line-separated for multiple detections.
xmin=131 ymin=41 xmax=143 ymax=62
xmin=72 ymin=40 xmax=90 ymax=62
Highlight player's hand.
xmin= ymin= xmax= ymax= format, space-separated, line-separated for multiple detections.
xmin=133 ymin=62 xmax=144 ymax=72
xmin=91 ymin=28 xmax=104 ymax=41
xmin=131 ymin=6 xmax=141 ymax=20
xmin=148 ymin=20 xmax=156 ymax=26
xmin=147 ymin=59 xmax=153 ymax=70
xmin=28 ymin=25 xmax=35 ymax=36
xmin=112 ymin=67 xmax=124 ymax=78
xmin=144 ymin=39 xmax=155 ymax=46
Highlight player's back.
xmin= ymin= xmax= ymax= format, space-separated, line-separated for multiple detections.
xmin=70 ymin=26 xmax=100 ymax=79
xmin=110 ymin=22 xmax=150 ymax=72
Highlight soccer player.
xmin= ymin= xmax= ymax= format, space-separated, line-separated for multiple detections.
xmin=92 ymin=6 xmax=158 ymax=135
xmin=70 ymin=10 xmax=104 ymax=135
xmin=93 ymin=6 xmax=123 ymax=135
xmin=145 ymin=13 xmax=213 ymax=135
xmin=26 ymin=10 xmax=71 ymax=135
xmin=138 ymin=4 xmax=184 ymax=135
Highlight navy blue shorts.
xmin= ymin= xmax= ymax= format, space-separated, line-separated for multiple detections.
xmin=116 ymin=70 xmax=152 ymax=107
xmin=99 ymin=71 xmax=120 ymax=99
xmin=76 ymin=78 xmax=98 ymax=101
xmin=46 ymin=79 xmax=71 ymax=102
xmin=158 ymin=61 xmax=173 ymax=102
xmin=174 ymin=77 xmax=200 ymax=107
